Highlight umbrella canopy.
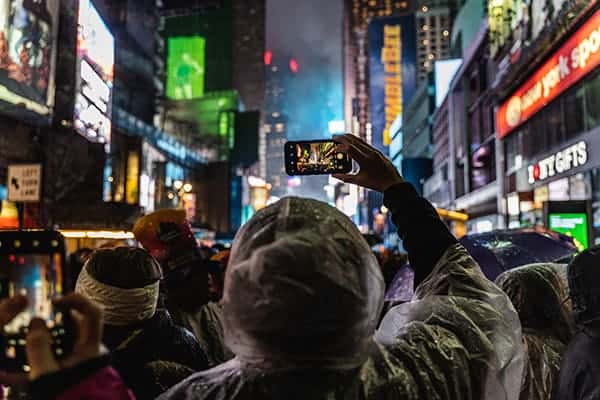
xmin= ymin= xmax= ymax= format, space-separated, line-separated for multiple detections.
xmin=459 ymin=228 xmax=577 ymax=281
xmin=384 ymin=228 xmax=577 ymax=302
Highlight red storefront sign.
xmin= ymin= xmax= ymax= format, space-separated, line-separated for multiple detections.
xmin=497 ymin=9 xmax=600 ymax=139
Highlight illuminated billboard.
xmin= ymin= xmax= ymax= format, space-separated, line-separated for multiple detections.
xmin=0 ymin=0 xmax=59 ymax=117
xmin=166 ymin=36 xmax=205 ymax=100
xmin=368 ymin=16 xmax=417 ymax=154
xmin=549 ymin=213 xmax=589 ymax=251
xmin=74 ymin=0 xmax=114 ymax=147
xmin=497 ymin=9 xmax=600 ymax=139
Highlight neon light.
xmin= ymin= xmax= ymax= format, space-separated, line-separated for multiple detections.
xmin=289 ymin=58 xmax=298 ymax=73
xmin=382 ymin=24 xmax=402 ymax=146
xmin=498 ymin=9 xmax=600 ymax=138
xmin=59 ymin=230 xmax=134 ymax=239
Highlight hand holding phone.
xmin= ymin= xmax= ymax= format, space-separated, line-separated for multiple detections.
xmin=285 ymin=140 xmax=352 ymax=176
xmin=0 ymin=293 xmax=104 ymax=383
xmin=0 ymin=231 xmax=74 ymax=374
xmin=332 ymin=134 xmax=404 ymax=192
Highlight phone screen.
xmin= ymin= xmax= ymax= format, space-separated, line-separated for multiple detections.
xmin=0 ymin=253 xmax=63 ymax=334
xmin=0 ymin=232 xmax=71 ymax=372
xmin=286 ymin=140 xmax=351 ymax=175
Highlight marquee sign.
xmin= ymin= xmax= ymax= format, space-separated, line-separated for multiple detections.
xmin=497 ymin=9 xmax=600 ymax=139
xmin=527 ymin=141 xmax=588 ymax=184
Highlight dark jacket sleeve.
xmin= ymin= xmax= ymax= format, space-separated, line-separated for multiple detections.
xmin=29 ymin=355 xmax=135 ymax=400
xmin=383 ymin=182 xmax=458 ymax=287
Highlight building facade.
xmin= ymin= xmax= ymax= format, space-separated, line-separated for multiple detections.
xmin=262 ymin=52 xmax=294 ymax=197
xmin=494 ymin=1 xmax=600 ymax=244
xmin=416 ymin=0 xmax=454 ymax=81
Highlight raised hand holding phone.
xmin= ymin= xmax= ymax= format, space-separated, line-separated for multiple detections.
xmin=285 ymin=139 xmax=352 ymax=176
xmin=332 ymin=134 xmax=404 ymax=192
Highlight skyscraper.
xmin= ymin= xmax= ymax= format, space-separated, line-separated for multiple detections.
xmin=416 ymin=0 xmax=454 ymax=82
xmin=343 ymin=0 xmax=459 ymax=140
xmin=262 ymin=52 xmax=295 ymax=197
xmin=232 ymin=0 xmax=266 ymax=112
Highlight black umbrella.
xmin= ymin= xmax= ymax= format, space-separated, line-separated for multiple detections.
xmin=459 ymin=228 xmax=578 ymax=281
xmin=384 ymin=228 xmax=578 ymax=302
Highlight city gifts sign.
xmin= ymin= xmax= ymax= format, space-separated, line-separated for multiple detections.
xmin=497 ymin=9 xmax=600 ymax=139
xmin=527 ymin=141 xmax=588 ymax=184
xmin=368 ymin=16 xmax=416 ymax=154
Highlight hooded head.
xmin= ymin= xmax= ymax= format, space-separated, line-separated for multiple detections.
xmin=568 ymin=245 xmax=600 ymax=326
xmin=75 ymin=247 xmax=162 ymax=326
xmin=223 ymin=197 xmax=384 ymax=369
xmin=495 ymin=263 xmax=572 ymax=343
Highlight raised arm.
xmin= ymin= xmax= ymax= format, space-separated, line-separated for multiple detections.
xmin=333 ymin=134 xmax=457 ymax=287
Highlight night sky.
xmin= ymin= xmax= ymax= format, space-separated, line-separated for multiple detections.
xmin=266 ymin=0 xmax=343 ymax=140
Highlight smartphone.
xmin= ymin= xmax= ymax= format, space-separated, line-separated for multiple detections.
xmin=285 ymin=140 xmax=352 ymax=176
xmin=0 ymin=231 xmax=74 ymax=373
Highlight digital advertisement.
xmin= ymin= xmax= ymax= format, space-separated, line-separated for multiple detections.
xmin=0 ymin=0 xmax=59 ymax=117
xmin=74 ymin=0 xmax=114 ymax=147
xmin=368 ymin=15 xmax=417 ymax=154
xmin=497 ymin=8 xmax=600 ymax=138
xmin=166 ymin=36 xmax=205 ymax=100
xmin=549 ymin=212 xmax=589 ymax=250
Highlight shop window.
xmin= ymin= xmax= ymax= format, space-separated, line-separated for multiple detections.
xmin=569 ymin=173 xmax=591 ymax=201
xmin=548 ymin=178 xmax=570 ymax=201
xmin=563 ymin=85 xmax=586 ymax=139
xmin=471 ymin=140 xmax=496 ymax=190
xmin=585 ymin=71 xmax=600 ymax=131
xmin=469 ymin=108 xmax=481 ymax=147
xmin=505 ymin=132 xmax=520 ymax=171
xmin=545 ymin=99 xmax=563 ymax=149
xmin=527 ymin=113 xmax=545 ymax=159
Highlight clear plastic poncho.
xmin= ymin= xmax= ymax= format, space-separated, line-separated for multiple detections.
xmin=494 ymin=263 xmax=573 ymax=400
xmin=159 ymin=197 xmax=524 ymax=400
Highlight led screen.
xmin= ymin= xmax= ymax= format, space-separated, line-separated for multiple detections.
xmin=549 ymin=213 xmax=589 ymax=251
xmin=166 ymin=36 xmax=205 ymax=100
xmin=0 ymin=0 xmax=59 ymax=117
xmin=368 ymin=16 xmax=417 ymax=154
xmin=74 ymin=0 xmax=114 ymax=146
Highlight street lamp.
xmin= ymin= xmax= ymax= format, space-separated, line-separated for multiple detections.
xmin=173 ymin=180 xmax=184 ymax=190
xmin=183 ymin=183 xmax=193 ymax=193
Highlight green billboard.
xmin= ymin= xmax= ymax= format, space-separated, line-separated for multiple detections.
xmin=548 ymin=213 xmax=589 ymax=251
xmin=166 ymin=36 xmax=205 ymax=100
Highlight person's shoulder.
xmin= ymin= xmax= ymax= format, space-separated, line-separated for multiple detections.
xmin=157 ymin=360 xmax=242 ymax=400
xmin=564 ymin=332 xmax=600 ymax=365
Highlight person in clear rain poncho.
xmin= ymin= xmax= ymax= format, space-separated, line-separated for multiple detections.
xmin=557 ymin=245 xmax=600 ymax=400
xmin=159 ymin=134 xmax=524 ymax=400
xmin=495 ymin=263 xmax=573 ymax=400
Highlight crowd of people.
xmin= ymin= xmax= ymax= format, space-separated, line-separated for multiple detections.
xmin=0 ymin=134 xmax=599 ymax=399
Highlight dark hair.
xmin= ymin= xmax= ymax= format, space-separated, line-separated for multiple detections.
xmin=84 ymin=247 xmax=163 ymax=289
